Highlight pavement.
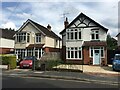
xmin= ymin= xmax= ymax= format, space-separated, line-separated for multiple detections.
xmin=2 ymin=65 xmax=120 ymax=85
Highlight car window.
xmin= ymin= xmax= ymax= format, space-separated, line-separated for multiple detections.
xmin=24 ymin=56 xmax=37 ymax=60
xmin=115 ymin=56 xmax=120 ymax=60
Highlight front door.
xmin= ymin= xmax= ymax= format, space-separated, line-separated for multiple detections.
xmin=93 ymin=50 xmax=100 ymax=65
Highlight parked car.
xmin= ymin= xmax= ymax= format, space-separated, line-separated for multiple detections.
xmin=19 ymin=56 xmax=37 ymax=69
xmin=112 ymin=54 xmax=120 ymax=71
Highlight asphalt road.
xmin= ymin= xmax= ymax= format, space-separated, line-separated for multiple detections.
xmin=2 ymin=75 xmax=119 ymax=88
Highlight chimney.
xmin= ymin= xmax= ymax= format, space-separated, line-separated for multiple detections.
xmin=47 ymin=24 xmax=51 ymax=31
xmin=64 ymin=17 xmax=69 ymax=29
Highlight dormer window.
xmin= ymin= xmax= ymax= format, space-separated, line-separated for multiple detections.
xmin=91 ymin=30 xmax=99 ymax=40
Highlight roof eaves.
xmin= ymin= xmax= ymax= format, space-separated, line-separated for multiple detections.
xmin=60 ymin=12 xmax=108 ymax=34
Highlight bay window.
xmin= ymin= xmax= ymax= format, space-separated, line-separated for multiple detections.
xmin=66 ymin=47 xmax=82 ymax=59
xmin=16 ymin=32 xmax=30 ymax=43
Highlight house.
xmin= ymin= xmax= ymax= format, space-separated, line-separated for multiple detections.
xmin=116 ymin=33 xmax=120 ymax=53
xmin=0 ymin=28 xmax=16 ymax=54
xmin=60 ymin=13 xmax=108 ymax=66
xmin=116 ymin=33 xmax=120 ymax=47
xmin=14 ymin=19 xmax=61 ymax=59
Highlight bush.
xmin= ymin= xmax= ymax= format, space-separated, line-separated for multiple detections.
xmin=35 ymin=59 xmax=63 ymax=70
xmin=0 ymin=55 xmax=17 ymax=69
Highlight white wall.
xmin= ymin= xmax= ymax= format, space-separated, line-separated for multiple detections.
xmin=63 ymin=16 xmax=107 ymax=48
xmin=118 ymin=35 xmax=120 ymax=46
xmin=15 ymin=23 xmax=45 ymax=49
xmin=0 ymin=38 xmax=14 ymax=48
xmin=44 ymin=36 xmax=55 ymax=48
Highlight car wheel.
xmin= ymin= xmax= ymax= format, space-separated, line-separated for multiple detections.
xmin=113 ymin=68 xmax=116 ymax=71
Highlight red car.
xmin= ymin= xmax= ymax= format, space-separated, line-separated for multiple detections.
xmin=19 ymin=56 xmax=37 ymax=69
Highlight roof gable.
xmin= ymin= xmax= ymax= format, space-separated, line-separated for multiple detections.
xmin=116 ymin=33 xmax=120 ymax=37
xmin=18 ymin=19 xmax=61 ymax=40
xmin=60 ymin=13 xmax=108 ymax=34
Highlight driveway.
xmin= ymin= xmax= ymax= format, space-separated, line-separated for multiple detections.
xmin=55 ymin=64 xmax=119 ymax=75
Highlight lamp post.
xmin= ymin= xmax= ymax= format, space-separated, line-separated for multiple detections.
xmin=32 ymin=32 xmax=35 ymax=71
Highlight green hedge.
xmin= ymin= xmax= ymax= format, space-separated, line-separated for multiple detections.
xmin=0 ymin=55 xmax=17 ymax=69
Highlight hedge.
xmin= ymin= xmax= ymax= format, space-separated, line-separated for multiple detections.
xmin=0 ymin=55 xmax=17 ymax=69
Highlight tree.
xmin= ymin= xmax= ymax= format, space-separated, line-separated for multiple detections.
xmin=107 ymin=34 xmax=117 ymax=50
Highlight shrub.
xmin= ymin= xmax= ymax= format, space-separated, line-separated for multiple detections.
xmin=35 ymin=59 xmax=63 ymax=70
xmin=0 ymin=55 xmax=17 ymax=69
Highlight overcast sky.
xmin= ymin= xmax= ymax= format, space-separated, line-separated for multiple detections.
xmin=1 ymin=0 xmax=119 ymax=37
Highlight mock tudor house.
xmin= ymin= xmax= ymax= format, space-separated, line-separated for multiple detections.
xmin=0 ymin=28 xmax=16 ymax=54
xmin=60 ymin=13 xmax=108 ymax=66
xmin=116 ymin=33 xmax=120 ymax=47
xmin=14 ymin=19 xmax=61 ymax=59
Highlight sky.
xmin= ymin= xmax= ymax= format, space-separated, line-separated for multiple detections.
xmin=0 ymin=0 xmax=119 ymax=38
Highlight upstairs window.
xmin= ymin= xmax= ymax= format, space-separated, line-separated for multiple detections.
xmin=66 ymin=28 xmax=82 ymax=40
xmin=91 ymin=30 xmax=99 ymax=40
xmin=36 ymin=33 xmax=41 ymax=43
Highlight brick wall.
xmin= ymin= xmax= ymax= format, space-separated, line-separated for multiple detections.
xmin=0 ymin=48 xmax=14 ymax=54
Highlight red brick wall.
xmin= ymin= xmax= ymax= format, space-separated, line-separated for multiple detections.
xmin=83 ymin=47 xmax=90 ymax=64
xmin=62 ymin=46 xmax=66 ymax=62
xmin=66 ymin=59 xmax=83 ymax=64
xmin=44 ymin=47 xmax=61 ymax=53
xmin=0 ymin=48 xmax=14 ymax=54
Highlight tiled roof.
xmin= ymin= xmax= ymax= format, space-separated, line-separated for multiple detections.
xmin=0 ymin=28 xmax=16 ymax=40
xmin=26 ymin=44 xmax=44 ymax=49
xmin=28 ymin=19 xmax=61 ymax=40
xmin=83 ymin=41 xmax=107 ymax=46
xmin=116 ymin=33 xmax=120 ymax=37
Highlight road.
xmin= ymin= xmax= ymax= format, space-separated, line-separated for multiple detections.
xmin=2 ymin=74 xmax=119 ymax=88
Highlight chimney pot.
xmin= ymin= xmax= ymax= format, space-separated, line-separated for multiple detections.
xmin=47 ymin=24 xmax=51 ymax=31
xmin=64 ymin=17 xmax=69 ymax=29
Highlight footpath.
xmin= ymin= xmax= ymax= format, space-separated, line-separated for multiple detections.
xmin=2 ymin=65 xmax=120 ymax=85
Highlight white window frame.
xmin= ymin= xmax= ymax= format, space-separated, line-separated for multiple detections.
xmin=35 ymin=34 xmax=41 ymax=43
xmin=89 ymin=47 xmax=104 ymax=58
xmin=16 ymin=32 xmax=30 ymax=43
xmin=66 ymin=28 xmax=82 ymax=41
xmin=91 ymin=30 xmax=99 ymax=40
xmin=66 ymin=47 xmax=82 ymax=59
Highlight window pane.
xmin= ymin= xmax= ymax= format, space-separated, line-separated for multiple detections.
xmin=101 ymin=49 xmax=104 ymax=57
xmin=27 ymin=34 xmax=30 ymax=42
xmin=91 ymin=34 xmax=94 ymax=39
xmin=91 ymin=49 xmax=93 ymax=57
xmin=71 ymin=32 xmax=73 ymax=39
xmin=75 ymin=32 xmax=77 ymax=39
xmin=79 ymin=31 xmax=81 ymax=39
xmin=75 ymin=51 xmax=77 ymax=58
xmin=67 ymin=33 xmax=69 ymax=40
xmin=71 ymin=51 xmax=74 ymax=58
xmin=68 ymin=51 xmax=70 ymax=58
xmin=96 ymin=34 xmax=99 ymax=39
xmin=79 ymin=51 xmax=81 ymax=58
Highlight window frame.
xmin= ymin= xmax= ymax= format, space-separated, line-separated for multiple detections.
xmin=66 ymin=28 xmax=82 ymax=41
xmin=66 ymin=47 xmax=82 ymax=59
xmin=89 ymin=47 xmax=104 ymax=58
xmin=91 ymin=30 xmax=99 ymax=40
xmin=35 ymin=33 xmax=41 ymax=43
